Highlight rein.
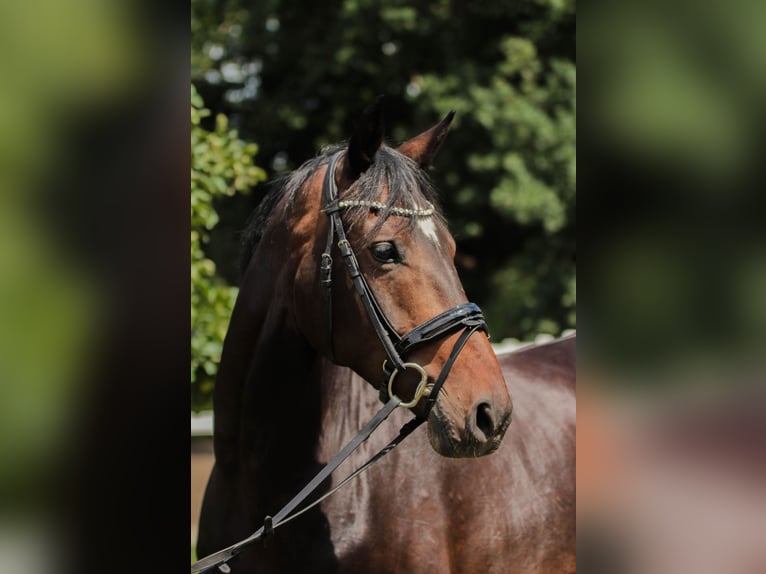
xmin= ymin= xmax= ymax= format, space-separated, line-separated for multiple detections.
xmin=191 ymin=397 xmax=419 ymax=573
xmin=191 ymin=150 xmax=487 ymax=573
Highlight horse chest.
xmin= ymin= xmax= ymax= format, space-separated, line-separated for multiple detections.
xmin=314 ymin=453 xmax=512 ymax=573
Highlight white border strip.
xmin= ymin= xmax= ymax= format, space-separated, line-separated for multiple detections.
xmin=191 ymin=412 xmax=214 ymax=437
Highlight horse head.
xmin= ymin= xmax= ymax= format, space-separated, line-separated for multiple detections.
xmin=287 ymin=99 xmax=512 ymax=457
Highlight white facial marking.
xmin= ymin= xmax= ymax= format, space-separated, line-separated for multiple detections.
xmin=419 ymin=218 xmax=440 ymax=244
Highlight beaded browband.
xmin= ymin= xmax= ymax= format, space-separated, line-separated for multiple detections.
xmin=337 ymin=199 xmax=435 ymax=218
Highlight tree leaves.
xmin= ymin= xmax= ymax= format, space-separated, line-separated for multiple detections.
xmin=190 ymin=0 xmax=576 ymax=402
xmin=191 ymin=85 xmax=265 ymax=411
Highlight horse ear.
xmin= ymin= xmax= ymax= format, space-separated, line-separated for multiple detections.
xmin=397 ymin=110 xmax=456 ymax=168
xmin=346 ymin=96 xmax=385 ymax=179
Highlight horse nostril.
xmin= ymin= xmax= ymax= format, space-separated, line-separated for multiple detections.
xmin=475 ymin=402 xmax=494 ymax=440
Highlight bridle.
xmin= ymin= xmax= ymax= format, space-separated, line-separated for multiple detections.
xmin=191 ymin=150 xmax=489 ymax=574
xmin=320 ymin=150 xmax=488 ymax=409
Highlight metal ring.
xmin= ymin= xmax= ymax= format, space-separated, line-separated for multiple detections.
xmin=387 ymin=362 xmax=430 ymax=409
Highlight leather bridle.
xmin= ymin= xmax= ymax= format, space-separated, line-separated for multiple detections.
xmin=320 ymin=150 xmax=488 ymax=410
xmin=191 ymin=150 xmax=490 ymax=574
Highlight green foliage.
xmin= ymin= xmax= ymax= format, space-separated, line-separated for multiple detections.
xmin=191 ymin=0 xmax=575 ymax=406
xmin=191 ymin=84 xmax=265 ymax=411
xmin=415 ymin=36 xmax=576 ymax=337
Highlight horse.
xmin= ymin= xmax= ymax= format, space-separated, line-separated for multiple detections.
xmin=197 ymin=100 xmax=576 ymax=573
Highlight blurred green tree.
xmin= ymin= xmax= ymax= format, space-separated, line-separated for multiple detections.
xmin=191 ymin=0 xmax=575 ymax=406
xmin=191 ymin=85 xmax=265 ymax=411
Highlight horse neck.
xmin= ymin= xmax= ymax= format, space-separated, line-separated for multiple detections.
xmin=214 ymin=165 xmax=383 ymax=487
xmin=212 ymin=230 xmax=323 ymax=472
xmin=239 ymin=311 xmax=324 ymax=474
xmin=315 ymin=362 xmax=385 ymax=460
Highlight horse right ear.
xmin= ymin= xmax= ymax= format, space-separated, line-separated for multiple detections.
xmin=346 ymin=96 xmax=385 ymax=179
xmin=396 ymin=110 xmax=455 ymax=168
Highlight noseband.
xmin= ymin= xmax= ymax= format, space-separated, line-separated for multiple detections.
xmin=320 ymin=151 xmax=487 ymax=410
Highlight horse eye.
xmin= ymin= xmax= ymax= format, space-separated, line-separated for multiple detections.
xmin=370 ymin=241 xmax=400 ymax=263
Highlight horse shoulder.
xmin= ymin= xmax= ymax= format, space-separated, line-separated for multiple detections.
xmin=479 ymin=336 xmax=576 ymax=572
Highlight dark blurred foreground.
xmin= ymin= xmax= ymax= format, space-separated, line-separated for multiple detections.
xmin=579 ymin=377 xmax=766 ymax=573
xmin=0 ymin=2 xmax=189 ymax=572
xmin=580 ymin=0 xmax=766 ymax=571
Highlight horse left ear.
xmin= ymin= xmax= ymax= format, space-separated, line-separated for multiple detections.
xmin=397 ymin=110 xmax=456 ymax=168
xmin=346 ymin=96 xmax=385 ymax=179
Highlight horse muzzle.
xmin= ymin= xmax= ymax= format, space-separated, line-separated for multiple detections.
xmin=426 ymin=390 xmax=512 ymax=458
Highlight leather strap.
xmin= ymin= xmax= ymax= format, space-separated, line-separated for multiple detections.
xmin=320 ymin=153 xmax=343 ymax=361
xmin=394 ymin=303 xmax=485 ymax=356
xmin=426 ymin=322 xmax=484 ymax=406
xmin=322 ymin=151 xmax=405 ymax=373
xmin=192 ymin=397 xmax=408 ymax=573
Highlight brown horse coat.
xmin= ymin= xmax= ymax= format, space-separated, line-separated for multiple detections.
xmin=198 ymin=105 xmax=574 ymax=573
xmin=198 ymin=335 xmax=575 ymax=573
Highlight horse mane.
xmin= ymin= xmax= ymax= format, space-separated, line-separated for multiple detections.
xmin=239 ymin=144 xmax=444 ymax=277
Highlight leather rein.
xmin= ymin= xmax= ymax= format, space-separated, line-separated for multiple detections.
xmin=191 ymin=150 xmax=487 ymax=573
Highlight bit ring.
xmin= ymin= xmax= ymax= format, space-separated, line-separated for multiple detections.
xmin=387 ymin=362 xmax=430 ymax=409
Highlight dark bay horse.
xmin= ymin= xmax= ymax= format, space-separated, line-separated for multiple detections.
xmin=197 ymin=102 xmax=575 ymax=573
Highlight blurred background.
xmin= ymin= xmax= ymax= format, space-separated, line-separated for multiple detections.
xmin=190 ymin=0 xmax=577 ymax=411
xmin=0 ymin=2 xmax=188 ymax=573
xmin=579 ymin=0 xmax=766 ymax=571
